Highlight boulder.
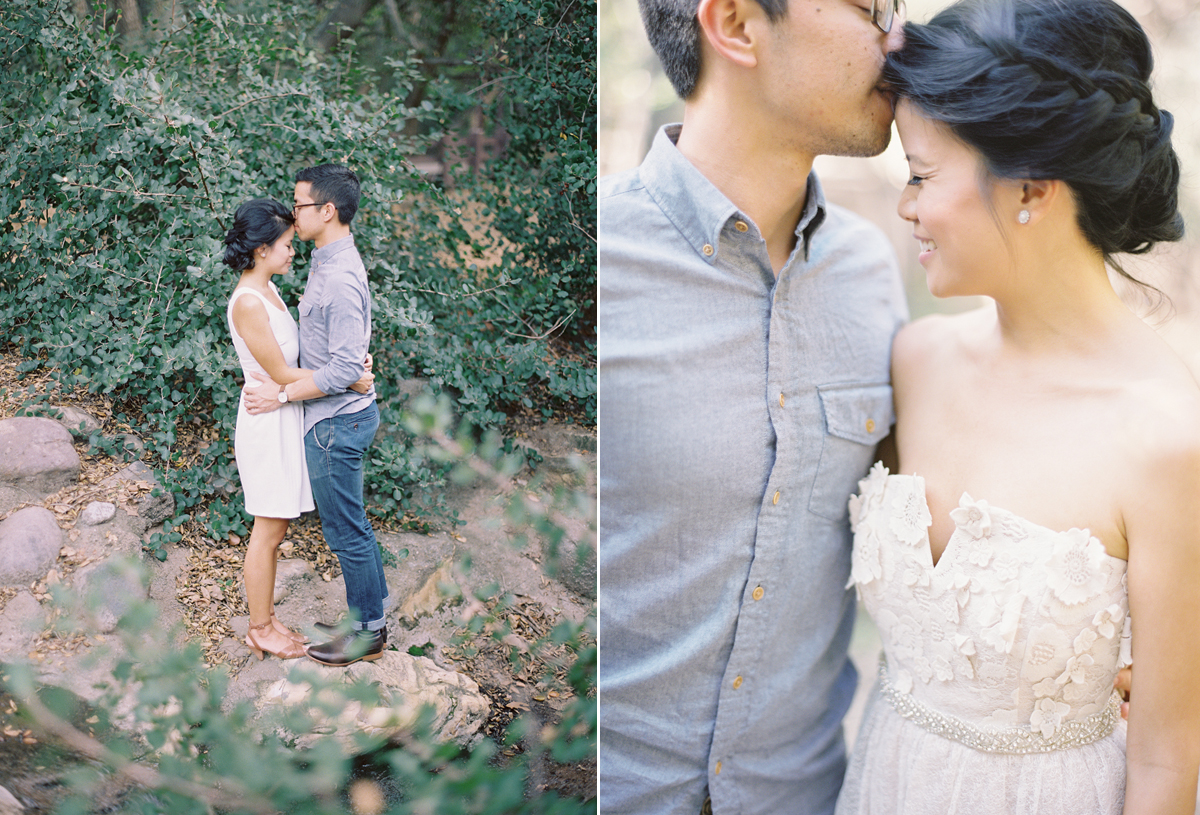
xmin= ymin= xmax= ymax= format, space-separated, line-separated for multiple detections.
xmin=103 ymin=461 xmax=174 ymax=533
xmin=49 ymin=405 xmax=102 ymax=440
xmin=0 ymin=591 xmax=46 ymax=656
xmin=258 ymin=651 xmax=489 ymax=749
xmin=0 ymin=507 xmax=62 ymax=586
xmin=72 ymin=560 xmax=150 ymax=633
xmin=0 ymin=417 xmax=80 ymax=494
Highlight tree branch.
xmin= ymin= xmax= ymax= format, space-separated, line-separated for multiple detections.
xmin=16 ymin=688 xmax=279 ymax=815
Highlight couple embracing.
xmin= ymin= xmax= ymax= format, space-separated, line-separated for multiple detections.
xmin=599 ymin=0 xmax=1200 ymax=813
xmin=221 ymin=164 xmax=389 ymax=668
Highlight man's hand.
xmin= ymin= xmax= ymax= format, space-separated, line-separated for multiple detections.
xmin=1114 ymin=667 xmax=1132 ymax=720
xmin=243 ymin=372 xmax=285 ymax=415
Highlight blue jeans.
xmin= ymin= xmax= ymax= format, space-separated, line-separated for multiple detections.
xmin=305 ymin=404 xmax=389 ymax=632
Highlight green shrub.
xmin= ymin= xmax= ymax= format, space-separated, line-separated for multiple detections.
xmin=0 ymin=0 xmax=595 ymax=554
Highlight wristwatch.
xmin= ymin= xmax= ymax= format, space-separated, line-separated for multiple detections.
xmin=277 ymin=388 xmax=289 ymax=404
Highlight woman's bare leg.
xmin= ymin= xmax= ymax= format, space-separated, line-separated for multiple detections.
xmin=243 ymin=516 xmax=301 ymax=653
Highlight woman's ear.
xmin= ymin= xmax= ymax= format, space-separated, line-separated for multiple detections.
xmin=1016 ymin=178 xmax=1061 ymax=226
xmin=696 ymin=0 xmax=764 ymax=70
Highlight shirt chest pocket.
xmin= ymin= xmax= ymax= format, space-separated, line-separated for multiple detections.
xmin=298 ymin=299 xmax=321 ymax=320
xmin=808 ymin=383 xmax=894 ymax=522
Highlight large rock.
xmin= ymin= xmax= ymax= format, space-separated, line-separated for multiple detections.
xmin=0 ymin=507 xmax=62 ymax=586
xmin=258 ymin=651 xmax=489 ymax=749
xmin=0 ymin=417 xmax=80 ymax=494
xmin=72 ymin=559 xmax=150 ymax=633
xmin=48 ymin=405 xmax=102 ymax=440
xmin=103 ymin=461 xmax=174 ymax=533
xmin=0 ymin=590 xmax=46 ymax=656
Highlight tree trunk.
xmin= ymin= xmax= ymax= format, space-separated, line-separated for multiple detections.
xmin=311 ymin=0 xmax=379 ymax=51
xmin=114 ymin=0 xmax=142 ymax=37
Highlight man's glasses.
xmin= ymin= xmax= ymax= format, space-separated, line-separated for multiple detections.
xmin=871 ymin=0 xmax=905 ymax=33
xmin=293 ymin=202 xmax=326 ymax=215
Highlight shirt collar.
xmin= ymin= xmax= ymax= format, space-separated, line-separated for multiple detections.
xmin=311 ymin=234 xmax=356 ymax=270
xmin=640 ymin=124 xmax=828 ymax=264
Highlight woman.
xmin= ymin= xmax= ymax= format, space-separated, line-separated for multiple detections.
xmin=222 ymin=198 xmax=372 ymax=661
xmin=838 ymin=1 xmax=1200 ymax=812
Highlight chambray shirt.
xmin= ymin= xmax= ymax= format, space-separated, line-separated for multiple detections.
xmin=298 ymin=234 xmax=375 ymax=434
xmin=598 ymin=125 xmax=907 ymax=815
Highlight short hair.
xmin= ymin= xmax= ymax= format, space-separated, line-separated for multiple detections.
xmin=639 ymin=0 xmax=789 ymax=99
xmin=222 ymin=198 xmax=294 ymax=270
xmin=884 ymin=0 xmax=1183 ymax=270
xmin=295 ymin=164 xmax=361 ymax=225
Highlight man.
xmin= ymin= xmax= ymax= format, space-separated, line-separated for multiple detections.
xmin=598 ymin=1 xmax=908 ymax=813
xmin=245 ymin=163 xmax=390 ymax=667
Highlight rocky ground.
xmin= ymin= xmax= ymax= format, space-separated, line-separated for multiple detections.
xmin=0 ymin=353 xmax=596 ymax=812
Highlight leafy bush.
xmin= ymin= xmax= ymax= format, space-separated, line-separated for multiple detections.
xmin=0 ymin=0 xmax=595 ymax=552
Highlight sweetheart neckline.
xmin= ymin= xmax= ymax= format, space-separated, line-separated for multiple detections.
xmin=871 ymin=470 xmax=1128 ymax=568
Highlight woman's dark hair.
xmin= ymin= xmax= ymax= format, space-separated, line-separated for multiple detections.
xmin=884 ymin=0 xmax=1183 ymax=275
xmin=222 ymin=198 xmax=294 ymax=270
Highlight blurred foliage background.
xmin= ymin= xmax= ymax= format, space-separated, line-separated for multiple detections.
xmin=598 ymin=0 xmax=1200 ymax=372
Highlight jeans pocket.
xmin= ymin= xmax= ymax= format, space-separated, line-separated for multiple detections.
xmin=808 ymin=383 xmax=894 ymax=522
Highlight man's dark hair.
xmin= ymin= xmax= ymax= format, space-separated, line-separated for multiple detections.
xmin=639 ymin=0 xmax=788 ymax=99
xmin=295 ymin=164 xmax=361 ymax=225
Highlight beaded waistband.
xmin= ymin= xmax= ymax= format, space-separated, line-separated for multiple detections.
xmin=877 ymin=656 xmax=1120 ymax=755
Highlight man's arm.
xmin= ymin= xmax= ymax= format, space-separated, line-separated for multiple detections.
xmin=310 ymin=275 xmax=370 ymax=396
xmin=243 ymin=360 xmax=374 ymax=415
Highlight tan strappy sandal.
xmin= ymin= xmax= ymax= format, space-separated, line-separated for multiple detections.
xmin=246 ymin=619 xmax=306 ymax=660
xmin=271 ymin=613 xmax=309 ymax=644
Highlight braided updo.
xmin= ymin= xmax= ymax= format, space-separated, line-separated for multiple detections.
xmin=884 ymin=0 xmax=1183 ymax=264
xmin=222 ymin=198 xmax=295 ymax=270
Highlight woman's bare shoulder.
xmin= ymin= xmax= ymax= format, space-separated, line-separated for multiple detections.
xmin=893 ymin=305 xmax=992 ymax=375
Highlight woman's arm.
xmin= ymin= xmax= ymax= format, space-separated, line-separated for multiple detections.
xmin=231 ymin=295 xmax=312 ymax=385
xmin=233 ymin=296 xmax=373 ymax=398
xmin=1121 ymin=411 xmax=1200 ymax=815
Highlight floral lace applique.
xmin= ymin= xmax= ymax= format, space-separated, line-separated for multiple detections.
xmin=850 ymin=462 xmax=890 ymax=533
xmin=890 ymin=480 xmax=932 ymax=547
xmin=1030 ymin=697 xmax=1071 ymax=738
xmin=949 ymin=493 xmax=992 ymax=539
xmin=1046 ymin=529 xmax=1108 ymax=606
xmin=1093 ymin=605 xmax=1123 ymax=639
xmin=847 ymin=521 xmax=883 ymax=588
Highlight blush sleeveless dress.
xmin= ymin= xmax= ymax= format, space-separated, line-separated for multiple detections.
xmin=226 ymin=284 xmax=314 ymax=519
xmin=836 ymin=463 xmax=1130 ymax=814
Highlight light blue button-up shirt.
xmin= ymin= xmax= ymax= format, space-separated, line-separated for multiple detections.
xmin=598 ymin=125 xmax=907 ymax=815
xmin=298 ymin=234 xmax=375 ymax=434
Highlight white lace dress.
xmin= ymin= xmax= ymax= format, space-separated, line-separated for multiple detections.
xmin=836 ymin=463 xmax=1131 ymax=814
xmin=227 ymin=285 xmax=314 ymax=519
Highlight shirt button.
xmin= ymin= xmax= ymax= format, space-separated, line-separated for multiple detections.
xmin=779 ymin=393 xmax=785 ymax=408
xmin=702 ymin=244 xmax=714 ymax=256
xmin=865 ymin=418 xmax=876 ymax=433
xmin=753 ymin=586 xmax=765 ymax=601
xmin=735 ymin=220 xmax=749 ymax=232
xmin=773 ymin=490 xmax=780 ymax=505
xmin=715 ymin=760 xmax=723 ymax=775
xmin=732 ymin=676 xmax=743 ymax=690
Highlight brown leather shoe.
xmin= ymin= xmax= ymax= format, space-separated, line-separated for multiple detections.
xmin=306 ymin=626 xmax=387 ymax=667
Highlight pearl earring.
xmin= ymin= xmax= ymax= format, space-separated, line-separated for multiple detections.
xmin=1018 ymin=210 xmax=1031 ymax=224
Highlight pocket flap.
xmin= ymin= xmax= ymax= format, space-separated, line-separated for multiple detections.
xmin=818 ymin=383 xmax=894 ymax=445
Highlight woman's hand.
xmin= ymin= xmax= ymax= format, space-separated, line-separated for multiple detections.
xmin=350 ymin=352 xmax=375 ymax=393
